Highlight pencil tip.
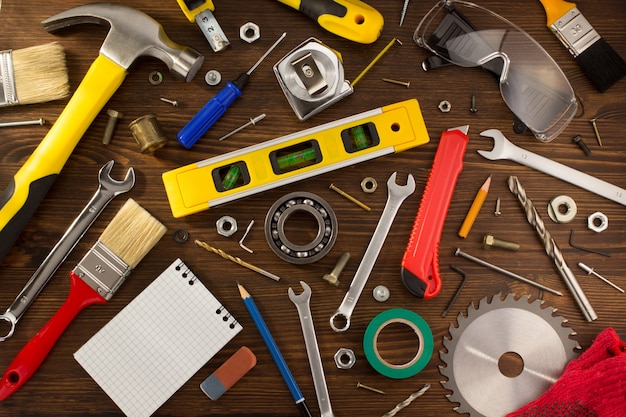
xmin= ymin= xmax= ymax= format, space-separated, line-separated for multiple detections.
xmin=237 ymin=282 xmax=249 ymax=298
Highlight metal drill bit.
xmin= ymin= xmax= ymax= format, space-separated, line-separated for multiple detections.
xmin=507 ymin=176 xmax=597 ymax=322
xmin=382 ymin=384 xmax=430 ymax=417
xmin=399 ymin=0 xmax=410 ymax=27
xmin=195 ymin=239 xmax=280 ymax=281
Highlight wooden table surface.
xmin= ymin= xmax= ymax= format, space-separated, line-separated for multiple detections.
xmin=1 ymin=1 xmax=625 ymax=416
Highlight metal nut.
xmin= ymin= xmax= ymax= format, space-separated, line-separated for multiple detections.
xmin=361 ymin=177 xmax=377 ymax=193
xmin=240 ymin=22 xmax=260 ymax=43
xmin=588 ymin=212 xmax=608 ymax=233
xmin=216 ymin=215 xmax=238 ymax=237
xmin=334 ymin=348 xmax=356 ymax=369
xmin=438 ymin=100 xmax=451 ymax=113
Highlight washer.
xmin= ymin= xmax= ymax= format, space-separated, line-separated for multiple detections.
xmin=264 ymin=192 xmax=337 ymax=264
xmin=547 ymin=195 xmax=577 ymax=223
xmin=148 ymin=71 xmax=163 ymax=85
xmin=216 ymin=215 xmax=238 ymax=237
xmin=205 ymin=70 xmax=222 ymax=86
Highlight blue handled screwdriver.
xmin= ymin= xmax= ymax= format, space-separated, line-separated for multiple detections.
xmin=177 ymin=32 xmax=286 ymax=149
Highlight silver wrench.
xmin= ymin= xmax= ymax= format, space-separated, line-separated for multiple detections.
xmin=479 ymin=129 xmax=626 ymax=207
xmin=288 ymin=281 xmax=335 ymax=417
xmin=330 ymin=172 xmax=415 ymax=332
xmin=0 ymin=160 xmax=135 ymax=341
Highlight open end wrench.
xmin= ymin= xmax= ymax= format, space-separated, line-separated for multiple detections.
xmin=478 ymin=129 xmax=626 ymax=207
xmin=330 ymin=172 xmax=415 ymax=332
xmin=0 ymin=161 xmax=135 ymax=341
xmin=288 ymin=281 xmax=335 ymax=417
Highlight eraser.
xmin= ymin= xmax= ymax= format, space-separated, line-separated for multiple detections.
xmin=200 ymin=346 xmax=256 ymax=400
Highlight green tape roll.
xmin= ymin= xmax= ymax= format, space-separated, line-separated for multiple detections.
xmin=363 ymin=308 xmax=433 ymax=379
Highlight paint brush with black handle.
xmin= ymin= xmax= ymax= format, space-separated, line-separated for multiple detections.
xmin=0 ymin=199 xmax=166 ymax=400
xmin=539 ymin=0 xmax=626 ymax=92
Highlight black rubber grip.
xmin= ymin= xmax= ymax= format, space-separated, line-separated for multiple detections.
xmin=0 ymin=174 xmax=58 ymax=263
xmin=299 ymin=0 xmax=347 ymax=20
xmin=400 ymin=267 xmax=427 ymax=298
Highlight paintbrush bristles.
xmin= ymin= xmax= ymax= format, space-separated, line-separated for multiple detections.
xmin=98 ymin=199 xmax=166 ymax=268
xmin=12 ymin=42 xmax=69 ymax=105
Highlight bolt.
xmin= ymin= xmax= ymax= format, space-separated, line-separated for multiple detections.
xmin=382 ymin=78 xmax=410 ymax=88
xmin=482 ymin=233 xmax=520 ymax=251
xmin=469 ymin=93 xmax=477 ymax=113
xmin=494 ymin=197 xmax=501 ymax=216
xmin=578 ymin=262 xmax=624 ymax=293
xmin=160 ymin=97 xmax=179 ymax=106
xmin=102 ymin=109 xmax=123 ymax=145
xmin=329 ymin=183 xmax=371 ymax=211
xmin=323 ymin=252 xmax=350 ymax=286
xmin=356 ymin=382 xmax=385 ymax=395
xmin=572 ymin=135 xmax=591 ymax=156
xmin=590 ymin=118 xmax=603 ymax=147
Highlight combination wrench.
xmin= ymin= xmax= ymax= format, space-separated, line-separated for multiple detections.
xmin=479 ymin=129 xmax=626 ymax=207
xmin=289 ymin=281 xmax=335 ymax=417
xmin=0 ymin=160 xmax=135 ymax=341
xmin=330 ymin=172 xmax=415 ymax=332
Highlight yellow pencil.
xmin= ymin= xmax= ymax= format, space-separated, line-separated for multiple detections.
xmin=458 ymin=175 xmax=492 ymax=238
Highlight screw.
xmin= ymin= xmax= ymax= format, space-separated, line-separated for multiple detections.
xmin=160 ymin=97 xmax=179 ymax=106
xmin=469 ymin=93 xmax=477 ymax=113
xmin=356 ymin=382 xmax=385 ymax=395
xmin=323 ymin=252 xmax=350 ymax=286
xmin=482 ymin=233 xmax=520 ymax=251
xmin=578 ymin=262 xmax=624 ymax=293
xmin=590 ymin=118 xmax=603 ymax=147
xmin=382 ymin=78 xmax=410 ymax=88
xmin=0 ymin=118 xmax=46 ymax=127
xmin=329 ymin=183 xmax=371 ymax=211
xmin=494 ymin=197 xmax=501 ymax=216
xmin=102 ymin=109 xmax=123 ymax=145
xmin=572 ymin=135 xmax=591 ymax=156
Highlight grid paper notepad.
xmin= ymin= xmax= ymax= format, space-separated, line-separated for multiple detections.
xmin=74 ymin=258 xmax=242 ymax=417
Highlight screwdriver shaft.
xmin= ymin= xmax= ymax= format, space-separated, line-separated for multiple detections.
xmin=247 ymin=32 xmax=287 ymax=75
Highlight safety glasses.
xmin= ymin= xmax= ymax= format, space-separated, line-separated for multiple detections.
xmin=414 ymin=0 xmax=577 ymax=142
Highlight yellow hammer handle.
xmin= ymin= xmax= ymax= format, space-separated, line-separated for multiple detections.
xmin=0 ymin=54 xmax=127 ymax=262
xmin=538 ymin=0 xmax=577 ymax=27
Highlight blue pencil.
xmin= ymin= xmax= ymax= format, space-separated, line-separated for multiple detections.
xmin=238 ymin=283 xmax=312 ymax=417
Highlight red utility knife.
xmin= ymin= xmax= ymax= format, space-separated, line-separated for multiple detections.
xmin=401 ymin=126 xmax=468 ymax=299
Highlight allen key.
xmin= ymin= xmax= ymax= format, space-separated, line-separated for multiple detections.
xmin=569 ymin=229 xmax=611 ymax=257
xmin=442 ymin=265 xmax=469 ymax=317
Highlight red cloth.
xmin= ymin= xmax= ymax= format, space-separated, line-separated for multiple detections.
xmin=507 ymin=328 xmax=626 ymax=417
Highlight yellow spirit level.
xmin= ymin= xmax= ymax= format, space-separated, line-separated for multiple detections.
xmin=162 ymin=99 xmax=429 ymax=218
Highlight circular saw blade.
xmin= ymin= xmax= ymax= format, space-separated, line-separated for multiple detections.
xmin=440 ymin=293 xmax=580 ymax=417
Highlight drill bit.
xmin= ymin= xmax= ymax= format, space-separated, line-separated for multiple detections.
xmin=195 ymin=239 xmax=280 ymax=281
xmin=399 ymin=0 xmax=410 ymax=27
xmin=507 ymin=176 xmax=597 ymax=322
xmin=382 ymin=384 xmax=430 ymax=417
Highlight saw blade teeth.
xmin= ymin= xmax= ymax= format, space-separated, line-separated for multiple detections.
xmin=439 ymin=292 xmax=580 ymax=416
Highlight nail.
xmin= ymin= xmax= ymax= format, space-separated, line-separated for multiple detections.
xmin=356 ymin=382 xmax=385 ymax=394
xmin=382 ymin=78 xmax=410 ymax=88
xmin=0 ymin=118 xmax=46 ymax=128
xmin=590 ymin=118 xmax=603 ymax=147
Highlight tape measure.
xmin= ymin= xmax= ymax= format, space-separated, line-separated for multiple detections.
xmin=162 ymin=99 xmax=429 ymax=218
xmin=363 ymin=308 xmax=433 ymax=379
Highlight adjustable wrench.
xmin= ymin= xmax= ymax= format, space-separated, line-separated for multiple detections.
xmin=0 ymin=161 xmax=135 ymax=341
xmin=330 ymin=172 xmax=415 ymax=332
xmin=288 ymin=281 xmax=335 ymax=417
xmin=479 ymin=129 xmax=626 ymax=207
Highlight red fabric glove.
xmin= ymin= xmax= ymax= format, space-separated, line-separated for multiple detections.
xmin=507 ymin=328 xmax=626 ymax=417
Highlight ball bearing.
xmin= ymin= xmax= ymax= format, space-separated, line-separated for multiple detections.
xmin=264 ymin=192 xmax=337 ymax=264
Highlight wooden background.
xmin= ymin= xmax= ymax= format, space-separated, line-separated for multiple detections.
xmin=1 ymin=0 xmax=625 ymax=416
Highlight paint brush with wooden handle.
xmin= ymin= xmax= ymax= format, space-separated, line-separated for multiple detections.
xmin=0 ymin=199 xmax=166 ymax=400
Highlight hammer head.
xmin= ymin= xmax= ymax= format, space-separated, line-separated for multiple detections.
xmin=42 ymin=2 xmax=204 ymax=82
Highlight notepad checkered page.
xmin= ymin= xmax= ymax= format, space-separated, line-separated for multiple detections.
xmin=74 ymin=259 xmax=242 ymax=417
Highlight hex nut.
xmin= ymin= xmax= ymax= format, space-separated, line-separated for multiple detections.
xmin=216 ymin=215 xmax=238 ymax=237
xmin=240 ymin=22 xmax=260 ymax=43
xmin=438 ymin=100 xmax=451 ymax=113
xmin=588 ymin=212 xmax=608 ymax=233
xmin=361 ymin=177 xmax=378 ymax=193
xmin=334 ymin=348 xmax=356 ymax=369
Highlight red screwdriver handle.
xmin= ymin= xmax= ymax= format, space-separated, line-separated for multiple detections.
xmin=0 ymin=272 xmax=106 ymax=400
xmin=401 ymin=127 xmax=468 ymax=299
